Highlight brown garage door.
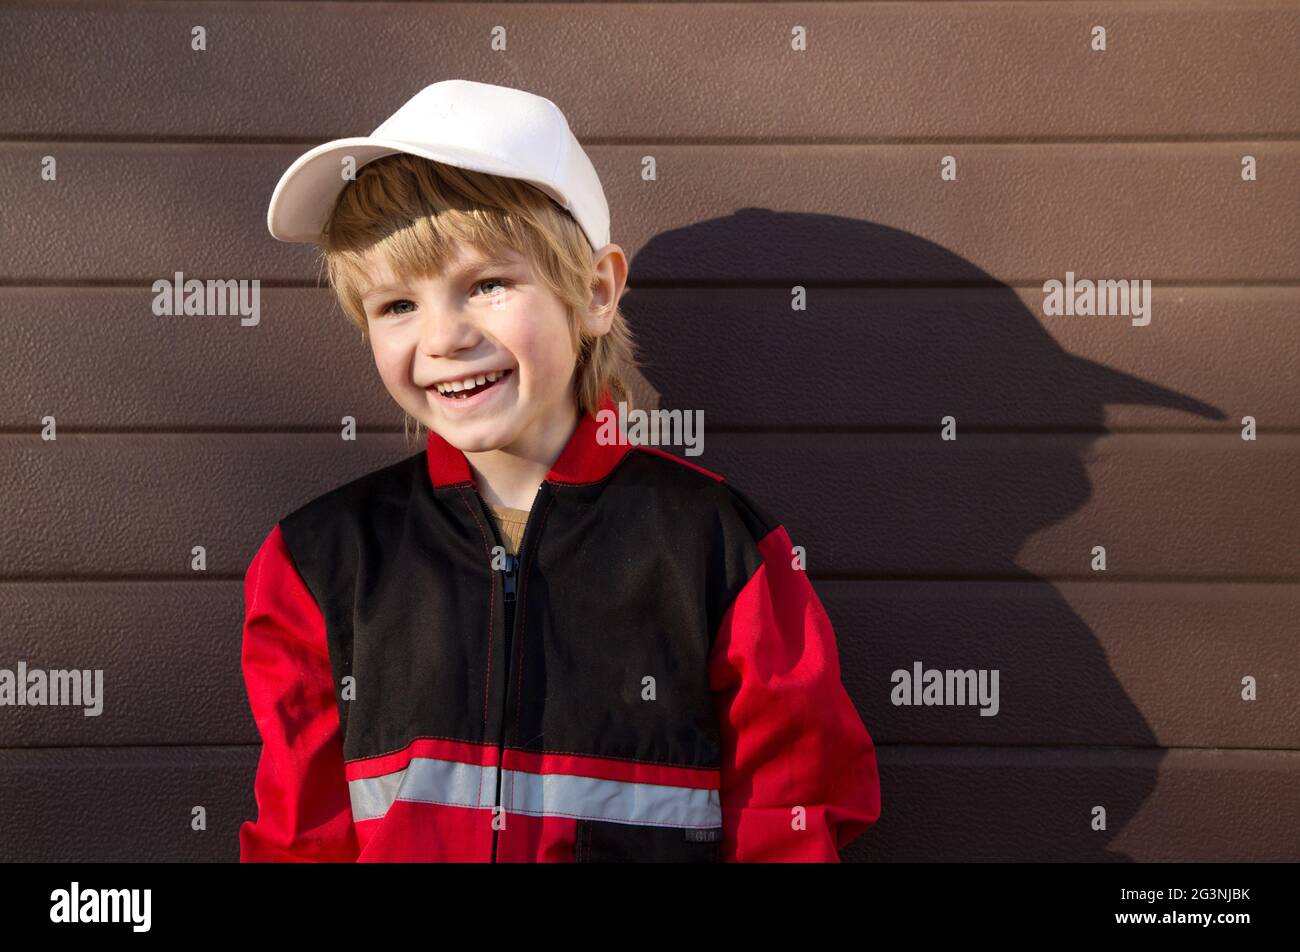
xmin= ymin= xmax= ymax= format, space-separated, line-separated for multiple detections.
xmin=0 ymin=0 xmax=1296 ymax=862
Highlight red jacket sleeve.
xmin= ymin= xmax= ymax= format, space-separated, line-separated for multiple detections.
xmin=708 ymin=523 xmax=881 ymax=862
xmin=238 ymin=524 xmax=360 ymax=862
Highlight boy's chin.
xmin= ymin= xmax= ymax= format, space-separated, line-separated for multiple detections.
xmin=429 ymin=420 xmax=512 ymax=454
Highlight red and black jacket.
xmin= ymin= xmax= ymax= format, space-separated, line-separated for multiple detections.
xmin=239 ymin=390 xmax=881 ymax=862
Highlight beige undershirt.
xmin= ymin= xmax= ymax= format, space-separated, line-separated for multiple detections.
xmin=488 ymin=504 xmax=530 ymax=556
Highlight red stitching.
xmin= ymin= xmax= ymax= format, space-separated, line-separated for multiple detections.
xmin=512 ymin=492 xmax=557 ymax=737
xmin=456 ymin=490 xmax=496 ymax=777
xmin=505 ymin=745 xmax=720 ymax=771
xmin=345 ymin=733 xmax=495 ymax=765
xmin=514 ymin=810 xmax=718 ymax=827
xmin=354 ymin=795 xmax=494 ymax=822
xmin=348 ymin=738 xmax=720 ymax=773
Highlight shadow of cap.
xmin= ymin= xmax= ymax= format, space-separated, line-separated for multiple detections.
xmin=623 ymin=208 xmax=1226 ymax=424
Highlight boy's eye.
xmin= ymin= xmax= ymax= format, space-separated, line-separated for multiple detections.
xmin=380 ymin=299 xmax=415 ymax=317
xmin=373 ymin=277 xmax=510 ymax=317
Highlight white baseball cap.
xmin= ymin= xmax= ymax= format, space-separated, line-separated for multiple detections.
xmin=266 ymin=79 xmax=610 ymax=250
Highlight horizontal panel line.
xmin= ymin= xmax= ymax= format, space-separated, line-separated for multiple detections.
xmin=0 ymin=427 xmax=1290 ymax=436
xmin=0 ymin=741 xmax=1294 ymax=754
xmin=63 ymin=0 xmax=1199 ymax=7
xmin=629 ymin=279 xmax=1300 ymax=290
xmin=0 ymin=574 xmax=1296 ymax=585
xmin=39 ymin=0 xmax=1259 ymax=6
xmin=814 ymin=574 xmax=1300 ymax=584
xmin=5 ymin=279 xmax=1300 ymax=290
xmin=3 ymin=134 xmax=1300 ymax=146
xmin=623 ymin=427 xmax=1279 ymax=435
xmin=882 ymin=742 xmax=1300 ymax=753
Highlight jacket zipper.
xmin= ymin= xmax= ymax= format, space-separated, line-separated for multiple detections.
xmin=473 ymin=485 xmax=544 ymax=864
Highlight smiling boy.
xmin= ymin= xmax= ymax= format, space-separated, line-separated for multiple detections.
xmin=239 ymin=80 xmax=880 ymax=863
xmin=355 ymin=238 xmax=621 ymax=511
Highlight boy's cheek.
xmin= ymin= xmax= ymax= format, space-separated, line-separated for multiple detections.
xmin=368 ymin=340 xmax=411 ymax=384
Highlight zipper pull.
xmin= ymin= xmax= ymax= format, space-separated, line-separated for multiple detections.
xmin=503 ymin=553 xmax=518 ymax=602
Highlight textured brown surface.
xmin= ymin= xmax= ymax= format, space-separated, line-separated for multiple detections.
xmin=0 ymin=1 xmax=1296 ymax=862
xmin=0 ymin=579 xmax=1294 ymax=750
xmin=2 ymin=2 xmax=1298 ymax=139
xmin=3 ymin=143 xmax=1299 ymax=282
xmin=0 ymin=746 xmax=1294 ymax=863
xmin=0 ymin=286 xmax=1293 ymax=429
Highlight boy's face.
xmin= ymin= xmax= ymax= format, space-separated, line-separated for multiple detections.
xmin=358 ymin=241 xmax=582 ymax=460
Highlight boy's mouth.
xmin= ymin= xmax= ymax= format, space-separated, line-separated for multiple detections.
xmin=428 ymin=368 xmax=513 ymax=402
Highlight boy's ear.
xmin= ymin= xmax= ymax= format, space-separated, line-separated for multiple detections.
xmin=582 ymin=243 xmax=628 ymax=338
xmin=580 ymin=301 xmax=615 ymax=339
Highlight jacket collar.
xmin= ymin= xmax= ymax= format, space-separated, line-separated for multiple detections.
xmin=425 ymin=388 xmax=631 ymax=489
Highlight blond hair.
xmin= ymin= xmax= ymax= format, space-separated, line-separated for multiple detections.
xmin=317 ymin=153 xmax=640 ymax=444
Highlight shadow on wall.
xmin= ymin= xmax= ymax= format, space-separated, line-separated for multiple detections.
xmin=620 ymin=209 xmax=1225 ymax=862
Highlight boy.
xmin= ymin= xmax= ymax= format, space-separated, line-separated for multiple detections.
xmin=240 ymin=79 xmax=880 ymax=862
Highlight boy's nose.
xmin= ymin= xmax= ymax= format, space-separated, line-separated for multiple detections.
xmin=418 ymin=308 xmax=480 ymax=356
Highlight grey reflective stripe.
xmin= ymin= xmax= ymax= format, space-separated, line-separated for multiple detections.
xmin=347 ymin=756 xmax=720 ymax=828
xmin=502 ymin=769 xmax=721 ymax=828
xmin=349 ymin=759 xmax=498 ymax=821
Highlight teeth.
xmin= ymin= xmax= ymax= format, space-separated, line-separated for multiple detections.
xmin=436 ymin=369 xmax=507 ymax=395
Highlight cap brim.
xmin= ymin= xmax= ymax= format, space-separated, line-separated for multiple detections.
xmin=1068 ymin=354 xmax=1225 ymax=419
xmin=266 ymin=136 xmax=551 ymax=243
